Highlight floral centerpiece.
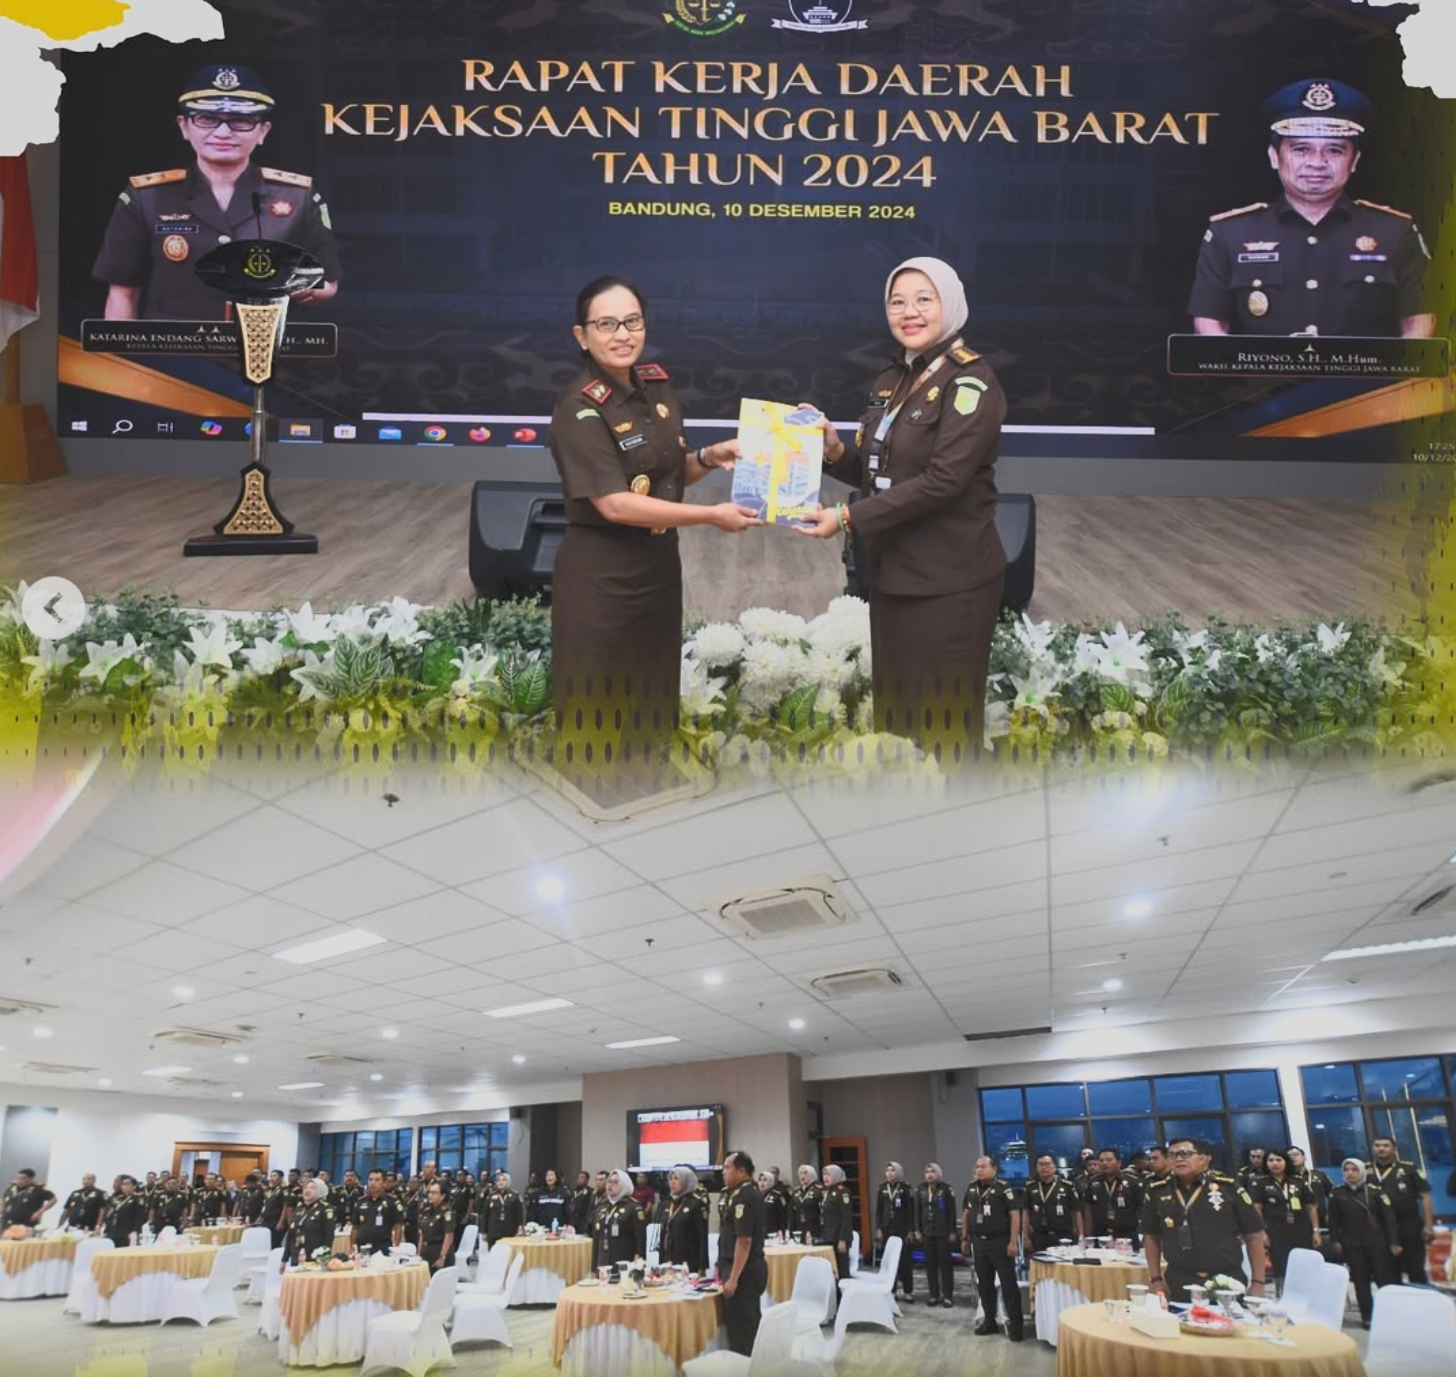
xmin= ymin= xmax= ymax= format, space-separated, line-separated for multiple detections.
xmin=522 ymin=1222 xmax=544 ymax=1237
xmin=626 ymin=1256 xmax=647 ymax=1294
xmin=1206 ymin=1274 xmax=1246 ymax=1313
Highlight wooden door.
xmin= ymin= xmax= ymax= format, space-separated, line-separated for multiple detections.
xmin=820 ymin=1135 xmax=871 ymax=1252
xmin=172 ymin=1142 xmax=271 ymax=1186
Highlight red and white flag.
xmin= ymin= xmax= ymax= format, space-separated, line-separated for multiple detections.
xmin=0 ymin=154 xmax=40 ymax=353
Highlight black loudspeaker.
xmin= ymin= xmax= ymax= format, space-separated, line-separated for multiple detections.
xmin=469 ymin=478 xmax=568 ymax=600
xmin=842 ymin=492 xmax=1037 ymax=614
xmin=944 ymin=1070 xmax=958 ymax=1088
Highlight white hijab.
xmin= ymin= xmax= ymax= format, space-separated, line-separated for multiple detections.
xmin=606 ymin=1170 xmax=632 ymax=1202
xmin=885 ymin=256 xmax=970 ymax=354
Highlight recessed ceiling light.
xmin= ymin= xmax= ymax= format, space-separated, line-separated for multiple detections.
xmin=484 ymin=998 xmax=574 ymax=1019
xmin=143 ymin=1065 xmax=191 ymax=1077
xmin=231 ymin=1091 xmax=244 ymax=1099
xmin=232 ymin=1054 xmax=250 ymax=1065
xmin=788 ymin=1018 xmax=806 ymax=1030
xmin=277 ymin=1081 xmax=324 ymax=1091
xmin=369 ymin=1073 xmax=384 ymax=1082
xmin=535 ymin=876 xmax=565 ymax=902
xmin=33 ymin=1026 xmax=53 ymax=1039
xmin=1102 ymin=977 xmax=1124 ymax=992
xmin=512 ymin=1054 xmax=526 ymax=1065
xmin=172 ymin=985 xmax=195 ymax=999
xmin=605 ymin=1035 xmax=681 ymax=1049
xmin=273 ymin=929 xmax=386 ymax=965
xmin=97 ymin=1078 xmax=113 ymax=1088
xmin=381 ymin=1028 xmax=400 ymax=1040
xmin=703 ymin=972 xmax=724 ymax=987
xmin=1123 ymin=900 xmax=1152 ymax=919
xmin=1322 ymin=934 xmax=1456 ymax=961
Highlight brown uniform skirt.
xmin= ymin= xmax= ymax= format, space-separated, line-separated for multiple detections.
xmin=869 ymin=570 xmax=1003 ymax=762
xmin=551 ymin=524 xmax=682 ymax=766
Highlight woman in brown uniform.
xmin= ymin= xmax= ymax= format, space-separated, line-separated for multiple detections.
xmin=548 ymin=276 xmax=761 ymax=767
xmin=799 ymin=257 xmax=1006 ymax=757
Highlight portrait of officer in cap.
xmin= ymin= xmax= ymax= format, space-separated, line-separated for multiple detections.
xmin=93 ymin=63 xmax=341 ymax=320
xmin=1188 ymin=79 xmax=1434 ymax=339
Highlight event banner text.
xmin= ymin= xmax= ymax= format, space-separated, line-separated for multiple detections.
xmin=321 ymin=59 xmax=1218 ymax=186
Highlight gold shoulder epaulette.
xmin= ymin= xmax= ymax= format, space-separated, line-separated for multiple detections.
xmin=261 ymin=167 xmax=313 ymax=188
xmin=1354 ymin=198 xmax=1413 ymax=220
xmin=950 ymin=345 xmax=980 ymax=364
xmin=1209 ymin=202 xmax=1268 ymax=222
xmin=636 ymin=361 xmax=669 ymax=382
xmin=128 ymin=169 xmax=186 ymax=189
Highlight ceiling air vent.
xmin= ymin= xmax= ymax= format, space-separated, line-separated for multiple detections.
xmin=21 ymin=1061 xmax=95 ymax=1075
xmin=305 ymin=1052 xmax=374 ymax=1066
xmin=810 ymin=968 xmax=904 ymax=999
xmin=718 ymin=876 xmax=852 ymax=940
xmin=169 ymin=1077 xmax=223 ymax=1089
xmin=1411 ymin=886 xmax=1455 ymax=917
xmin=0 ymin=996 xmax=56 ymax=1018
xmin=152 ymin=1028 xmax=245 ymax=1050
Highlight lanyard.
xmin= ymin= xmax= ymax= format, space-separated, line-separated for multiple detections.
xmin=868 ymin=340 xmax=961 ymax=461
xmin=1174 ymin=1183 xmax=1204 ymax=1220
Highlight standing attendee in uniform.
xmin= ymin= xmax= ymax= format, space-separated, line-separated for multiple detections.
xmin=1069 ymin=1148 xmax=1097 ymax=1191
xmin=1142 ymin=1137 xmax=1267 ymax=1303
xmin=570 ymin=1171 xmax=596 ymax=1235
xmin=261 ymin=1170 xmax=290 ymax=1249
xmin=2 ymin=1169 xmax=55 ymax=1228
xmin=417 ymin=1180 xmax=455 ymax=1273
xmin=103 ymin=1177 xmax=148 ymax=1249
xmin=152 ymin=1177 xmax=190 ymax=1234
xmin=548 ymin=275 xmax=761 ymax=765
xmin=1254 ymin=1149 xmax=1321 ymax=1288
xmin=1147 ymin=1145 xmax=1173 ymax=1187
xmin=286 ymin=1179 xmax=337 ymax=1265
xmin=1286 ymin=1146 xmax=1331 ymax=1251
xmin=1368 ymin=1135 xmax=1435 ymax=1282
xmin=1024 ymin=1153 xmax=1084 ymax=1253
xmin=1082 ymin=1148 xmax=1144 ymax=1245
xmin=450 ymin=1170 xmax=476 ymax=1231
xmin=240 ymin=1172 xmax=266 ymax=1225
xmin=759 ymin=1169 xmax=792 ymax=1237
xmin=716 ymin=1151 xmax=768 ymax=1358
xmin=818 ymin=1164 xmax=855 ymax=1280
xmin=1326 ymin=1158 xmax=1400 ymax=1328
xmin=801 ymin=256 xmax=1007 ymax=754
xmin=875 ymin=1161 xmax=916 ymax=1302
xmin=484 ymin=1171 xmax=522 ymax=1247
xmin=531 ymin=1170 xmax=572 ymax=1230
xmin=593 ymin=1169 xmax=646 ymax=1270
xmin=913 ymin=1162 xmax=959 ymax=1307
xmin=1189 ymin=79 xmax=1433 ymax=339
xmin=58 ymin=1175 xmax=108 ymax=1233
xmin=1236 ymin=1147 xmax=1269 ymax=1195
xmin=963 ymin=1156 xmax=1025 ymax=1341
xmin=93 ymin=63 xmax=340 ymax=321
xmin=338 ymin=1170 xmax=363 ymax=1214
xmin=791 ymin=1165 xmax=824 ymax=1244
xmin=351 ymin=1170 xmax=404 ymax=1255
xmin=194 ymin=1172 xmax=229 ymax=1225
xmin=663 ymin=1167 xmax=710 ymax=1273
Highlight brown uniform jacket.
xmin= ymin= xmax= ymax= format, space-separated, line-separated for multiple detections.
xmin=828 ymin=336 xmax=1007 ymax=596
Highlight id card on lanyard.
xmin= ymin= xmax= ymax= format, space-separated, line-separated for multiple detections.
xmin=865 ymin=341 xmax=960 ymax=478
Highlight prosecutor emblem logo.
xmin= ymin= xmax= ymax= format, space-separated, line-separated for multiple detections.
xmin=775 ymin=0 xmax=867 ymax=30
xmin=664 ymin=0 xmax=747 ymax=36
xmin=243 ymin=245 xmax=277 ymax=279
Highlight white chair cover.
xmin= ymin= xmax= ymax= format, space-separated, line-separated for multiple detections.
xmin=563 ymin=1322 xmax=726 ymax=1377
xmin=64 ymin=1237 xmax=113 ymax=1315
xmin=1367 ymin=1283 xmax=1456 ymax=1377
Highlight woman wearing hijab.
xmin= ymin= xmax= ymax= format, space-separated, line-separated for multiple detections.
xmin=875 ymin=1161 xmax=916 ymax=1302
xmin=791 ymin=1164 xmax=824 ymax=1244
xmin=757 ymin=1168 xmax=792 ymax=1236
xmin=1325 ymin=1158 xmax=1401 ymax=1328
xmin=593 ymin=1168 xmax=647 ymax=1270
xmin=1252 ymin=1148 xmax=1320 ymax=1287
xmin=548 ymin=275 xmax=761 ymax=771
xmin=663 ymin=1167 xmax=710 ymax=1273
xmin=800 ymin=256 xmax=1006 ymax=755
xmin=819 ymin=1163 xmax=856 ymax=1280
xmin=287 ymin=1177 xmax=337 ymax=1265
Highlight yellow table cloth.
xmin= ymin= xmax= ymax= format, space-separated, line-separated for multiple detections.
xmin=499 ymin=1236 xmax=594 ymax=1286
xmin=764 ymin=1244 xmax=838 ymax=1303
xmin=186 ymin=1225 xmax=245 ymax=1246
xmin=278 ymin=1262 xmax=429 ymax=1342
xmin=553 ymin=1282 xmax=724 ymax=1368
xmin=1030 ymin=1256 xmax=1150 ymax=1311
xmin=1 ymin=1235 xmax=78 ymax=1277
xmin=1056 ymin=1302 xmax=1365 ymax=1377
xmin=91 ymin=1245 xmax=217 ymax=1299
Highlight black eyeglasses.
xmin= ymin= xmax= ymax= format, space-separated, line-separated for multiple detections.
xmin=188 ymin=114 xmax=264 ymax=133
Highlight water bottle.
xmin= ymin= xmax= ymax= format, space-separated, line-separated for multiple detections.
xmin=552 ymin=1217 xmax=559 ymax=1237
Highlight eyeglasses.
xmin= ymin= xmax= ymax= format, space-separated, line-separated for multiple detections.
xmin=188 ymin=114 xmax=264 ymax=133
xmin=1168 ymin=1149 xmax=1200 ymax=1159
xmin=887 ymin=294 xmax=938 ymax=317
xmin=587 ymin=314 xmax=645 ymax=335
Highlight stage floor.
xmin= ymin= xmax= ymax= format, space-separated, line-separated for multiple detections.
xmin=0 ymin=474 xmax=1421 ymax=626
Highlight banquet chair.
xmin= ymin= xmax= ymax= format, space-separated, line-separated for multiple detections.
xmin=392 ymin=1242 xmax=419 ymax=1258
xmin=848 ymin=1232 xmax=860 ymax=1277
xmin=449 ymin=1253 xmax=524 ymax=1349
xmin=258 ymin=1257 xmax=285 ymax=1340
xmin=240 ymin=1227 xmax=272 ymax=1262
xmin=790 ymin=1295 xmax=855 ymax=1377
xmin=1279 ymin=1248 xmax=1327 ymax=1319
xmin=457 ymin=1240 xmax=512 ymax=1296
xmin=362 ymin=1265 xmax=459 ymax=1377
xmin=646 ymin=1222 xmax=662 ymax=1267
xmin=1367 ymin=1284 xmax=1456 ymax=1377
xmin=784 ymin=1255 xmax=836 ymax=1332
xmin=834 ymin=1236 xmax=902 ymax=1334
xmin=159 ymin=1243 xmax=246 ymax=1326
xmin=63 ymin=1236 xmax=113 ymax=1315
xmin=453 ymin=1223 xmax=479 ymax=1278
xmin=1304 ymin=1262 xmax=1352 ymax=1331
xmin=682 ymin=1300 xmax=799 ymax=1377
xmin=246 ymin=1246 xmax=283 ymax=1305
xmin=154 ymin=1226 xmax=177 ymax=1246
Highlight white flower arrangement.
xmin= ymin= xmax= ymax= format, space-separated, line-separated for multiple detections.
xmin=522 ymin=1222 xmax=544 ymax=1237
xmin=1208 ymin=1274 xmax=1246 ymax=1295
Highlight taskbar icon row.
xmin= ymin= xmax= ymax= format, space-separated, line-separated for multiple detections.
xmin=63 ymin=419 xmax=545 ymax=445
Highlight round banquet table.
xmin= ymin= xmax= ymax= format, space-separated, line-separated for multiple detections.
xmin=552 ymin=1281 xmax=726 ymax=1377
xmin=277 ymin=1260 xmax=429 ymax=1366
xmin=1055 ymin=1301 xmax=1365 ymax=1377
xmin=1031 ymin=1253 xmax=1150 ymax=1345
xmin=82 ymin=1244 xmax=218 ymax=1323
xmin=0 ymin=1235 xmax=79 ymax=1299
xmin=497 ymin=1236 xmax=594 ymax=1304
xmin=186 ymin=1225 xmax=246 ymax=1247
xmin=764 ymin=1244 xmax=838 ymax=1314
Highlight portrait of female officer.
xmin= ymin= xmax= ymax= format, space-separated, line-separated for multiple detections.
xmin=799 ymin=256 xmax=1007 ymax=757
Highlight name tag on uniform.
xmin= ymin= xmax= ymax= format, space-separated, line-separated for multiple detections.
xmin=982 ymin=1203 xmax=992 ymax=1217
xmin=376 ymin=1214 xmax=384 ymax=1227
xmin=1055 ymin=1203 xmax=1064 ymax=1216
xmin=155 ymin=223 xmax=199 ymax=234
xmin=874 ymin=476 xmax=892 ymax=490
xmin=611 ymin=1222 xmax=619 ymax=1237
xmin=1236 ymin=251 xmax=1279 ymax=262
xmin=867 ymin=456 xmax=879 ymax=473
xmin=618 ymin=434 xmax=646 ymax=451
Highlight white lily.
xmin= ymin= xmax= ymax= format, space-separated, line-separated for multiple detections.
xmin=19 ymin=639 xmax=73 ymax=692
xmin=1010 ymin=667 xmax=1060 ymax=718
xmin=185 ymin=620 xmax=242 ymax=669
xmin=1014 ymin=614 xmax=1057 ymax=664
xmin=1086 ymin=622 xmax=1152 ymax=684
xmin=286 ymin=602 xmax=334 ymax=646
xmin=449 ymin=646 xmax=499 ymax=696
xmin=1252 ymin=633 xmax=1278 ymax=665
xmin=1367 ymin=646 xmax=1404 ymax=689
xmin=983 ymin=699 xmax=1012 ymax=743
xmin=1313 ymin=622 xmax=1349 ymax=653
xmin=680 ymin=657 xmax=726 ymax=717
xmin=331 ymin=604 xmax=376 ymax=641
xmin=290 ymin=649 xmax=336 ymax=702
xmin=241 ymin=636 xmax=290 ymax=675
xmin=0 ymin=581 xmax=29 ymax=628
xmin=372 ymin=596 xmax=427 ymax=646
xmin=78 ymin=633 xmax=146 ymax=685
